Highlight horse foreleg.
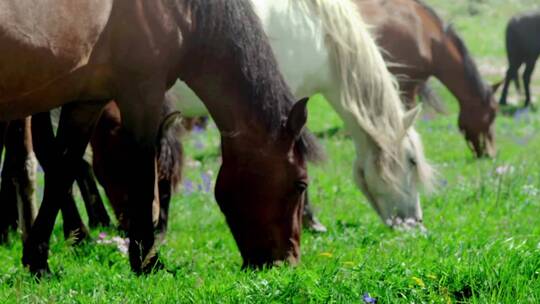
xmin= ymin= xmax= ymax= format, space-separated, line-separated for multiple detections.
xmin=23 ymin=103 xmax=104 ymax=276
xmin=500 ymin=62 xmax=522 ymax=105
xmin=401 ymin=83 xmax=420 ymax=110
xmin=117 ymin=80 xmax=165 ymax=274
xmin=75 ymin=159 xmax=111 ymax=228
xmin=32 ymin=112 xmax=89 ymax=242
xmin=523 ymin=60 xmax=537 ymax=108
xmin=302 ymin=192 xmax=327 ymax=233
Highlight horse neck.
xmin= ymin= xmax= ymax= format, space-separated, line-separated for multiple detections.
xmin=432 ymin=36 xmax=485 ymax=109
xmin=180 ymin=49 xmax=285 ymax=152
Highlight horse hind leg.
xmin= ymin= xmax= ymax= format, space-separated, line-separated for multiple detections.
xmin=522 ymin=59 xmax=537 ymax=108
xmin=15 ymin=118 xmax=38 ymax=243
xmin=75 ymin=158 xmax=111 ymax=228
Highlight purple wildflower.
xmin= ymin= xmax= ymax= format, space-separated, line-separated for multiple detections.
xmin=194 ymin=139 xmax=205 ymax=150
xmin=201 ymin=172 xmax=212 ymax=193
xmin=98 ymin=232 xmax=107 ymax=240
xmin=513 ymin=108 xmax=530 ymax=123
xmin=183 ymin=179 xmax=194 ymax=195
xmin=363 ymin=293 xmax=377 ymax=304
xmin=193 ymin=124 xmax=205 ymax=134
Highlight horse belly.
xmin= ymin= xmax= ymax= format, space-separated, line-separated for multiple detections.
xmin=0 ymin=0 xmax=113 ymax=118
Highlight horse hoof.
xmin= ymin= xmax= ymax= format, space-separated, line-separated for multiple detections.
xmin=22 ymin=242 xmax=51 ymax=278
xmin=390 ymin=217 xmax=426 ymax=233
xmin=136 ymin=255 xmax=164 ymax=275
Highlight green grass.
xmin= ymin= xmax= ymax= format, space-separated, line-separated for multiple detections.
xmin=2 ymin=1 xmax=540 ymax=303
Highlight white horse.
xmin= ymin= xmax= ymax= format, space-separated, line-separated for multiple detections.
xmin=174 ymin=0 xmax=434 ymax=228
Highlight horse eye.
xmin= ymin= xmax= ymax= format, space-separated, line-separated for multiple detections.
xmin=295 ymin=181 xmax=308 ymax=193
xmin=409 ymin=157 xmax=417 ymax=166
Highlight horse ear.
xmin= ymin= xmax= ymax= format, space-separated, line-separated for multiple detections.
xmin=403 ymin=104 xmax=422 ymax=131
xmin=286 ymin=97 xmax=309 ymax=139
xmin=491 ymin=80 xmax=503 ymax=94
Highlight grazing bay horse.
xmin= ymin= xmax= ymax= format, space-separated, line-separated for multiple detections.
xmin=176 ymin=0 xmax=434 ymax=229
xmin=0 ymin=0 xmax=322 ymax=275
xmin=357 ymin=0 xmax=499 ymax=158
xmin=499 ymin=10 xmax=540 ymax=107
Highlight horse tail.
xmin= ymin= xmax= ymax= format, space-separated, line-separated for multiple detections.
xmin=156 ymin=95 xmax=185 ymax=192
xmin=418 ymin=82 xmax=446 ymax=114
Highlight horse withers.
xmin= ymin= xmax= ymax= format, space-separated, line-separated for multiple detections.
xmin=499 ymin=10 xmax=540 ymax=107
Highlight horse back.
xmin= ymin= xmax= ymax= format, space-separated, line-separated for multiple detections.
xmin=0 ymin=1 xmax=114 ymax=103
xmin=507 ymin=11 xmax=540 ymax=57
xmin=356 ymin=0 xmax=441 ymax=77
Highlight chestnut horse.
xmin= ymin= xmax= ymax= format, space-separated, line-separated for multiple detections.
xmin=1 ymin=0 xmax=322 ymax=275
xmin=358 ymin=0 xmax=499 ymax=157
xmin=175 ymin=0 xmax=434 ymax=229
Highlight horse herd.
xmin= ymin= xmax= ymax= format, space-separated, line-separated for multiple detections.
xmin=0 ymin=0 xmax=537 ymax=277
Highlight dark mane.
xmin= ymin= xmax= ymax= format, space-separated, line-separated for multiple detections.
xmin=413 ymin=0 xmax=490 ymax=101
xmin=187 ymin=0 xmax=324 ymax=162
xmin=445 ymin=25 xmax=490 ymax=101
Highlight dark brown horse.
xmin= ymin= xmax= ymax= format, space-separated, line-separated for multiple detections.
xmin=499 ymin=10 xmax=540 ymax=107
xmin=1 ymin=0 xmax=321 ymax=275
xmin=357 ymin=0 xmax=499 ymax=157
xmin=91 ymin=98 xmax=184 ymax=237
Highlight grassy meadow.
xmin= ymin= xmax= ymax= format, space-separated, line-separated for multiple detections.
xmin=1 ymin=0 xmax=540 ymax=302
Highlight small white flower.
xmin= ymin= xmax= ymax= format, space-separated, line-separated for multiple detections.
xmin=495 ymin=165 xmax=514 ymax=176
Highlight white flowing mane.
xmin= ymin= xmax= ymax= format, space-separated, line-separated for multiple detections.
xmin=294 ymin=0 xmax=433 ymax=190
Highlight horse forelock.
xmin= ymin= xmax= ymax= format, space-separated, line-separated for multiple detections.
xmin=294 ymin=0 xmax=432 ymax=189
xmin=187 ymin=0 xmax=322 ymax=162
